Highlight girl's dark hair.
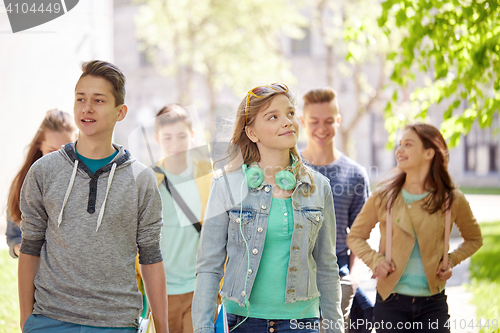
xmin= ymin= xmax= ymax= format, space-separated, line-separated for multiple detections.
xmin=7 ymin=109 xmax=76 ymax=223
xmin=379 ymin=123 xmax=455 ymax=214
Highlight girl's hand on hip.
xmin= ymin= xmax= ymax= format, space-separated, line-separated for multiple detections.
xmin=374 ymin=259 xmax=396 ymax=279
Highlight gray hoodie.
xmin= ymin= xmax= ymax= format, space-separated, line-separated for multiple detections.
xmin=20 ymin=142 xmax=163 ymax=328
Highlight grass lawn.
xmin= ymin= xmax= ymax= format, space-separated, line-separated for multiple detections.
xmin=0 ymin=249 xmax=21 ymax=333
xmin=459 ymin=187 xmax=500 ymax=195
xmin=469 ymin=221 xmax=500 ymax=333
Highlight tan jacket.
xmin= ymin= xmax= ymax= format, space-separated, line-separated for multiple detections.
xmin=346 ymin=189 xmax=482 ymax=300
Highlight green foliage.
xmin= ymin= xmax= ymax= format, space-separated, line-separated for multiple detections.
xmin=469 ymin=222 xmax=500 ymax=332
xmin=380 ymin=0 xmax=500 ymax=147
xmin=308 ymin=0 xmax=403 ymax=155
xmin=459 ymin=187 xmax=500 ymax=195
xmin=134 ymin=0 xmax=306 ymax=99
xmin=0 ymin=249 xmax=20 ymax=333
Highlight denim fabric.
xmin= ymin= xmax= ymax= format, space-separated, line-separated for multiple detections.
xmin=23 ymin=314 xmax=136 ymax=332
xmin=373 ymin=291 xmax=450 ymax=333
xmin=349 ymin=288 xmax=374 ymax=333
xmin=192 ymin=169 xmax=343 ymax=333
xmin=227 ymin=313 xmax=320 ymax=333
xmin=337 ymin=254 xmax=350 ymax=277
xmin=6 ymin=218 xmax=22 ymax=258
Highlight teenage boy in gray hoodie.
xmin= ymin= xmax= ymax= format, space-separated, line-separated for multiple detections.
xmin=18 ymin=60 xmax=168 ymax=332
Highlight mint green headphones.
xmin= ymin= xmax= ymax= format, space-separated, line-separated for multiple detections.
xmin=242 ymin=163 xmax=297 ymax=191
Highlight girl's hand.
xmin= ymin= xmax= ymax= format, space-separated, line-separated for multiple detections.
xmin=374 ymin=259 xmax=396 ymax=279
xmin=436 ymin=260 xmax=453 ymax=281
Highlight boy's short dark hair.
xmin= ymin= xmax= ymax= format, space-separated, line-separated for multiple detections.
xmin=155 ymin=104 xmax=192 ymax=132
xmin=79 ymin=60 xmax=126 ymax=106
xmin=303 ymin=87 xmax=339 ymax=114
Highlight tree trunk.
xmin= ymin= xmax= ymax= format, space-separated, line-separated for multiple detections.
xmin=205 ymin=63 xmax=217 ymax=139
xmin=326 ymin=45 xmax=334 ymax=86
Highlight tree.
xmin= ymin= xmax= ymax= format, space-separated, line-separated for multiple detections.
xmin=134 ymin=0 xmax=306 ymax=135
xmin=380 ymin=0 xmax=500 ymax=147
xmin=309 ymin=0 xmax=400 ymax=156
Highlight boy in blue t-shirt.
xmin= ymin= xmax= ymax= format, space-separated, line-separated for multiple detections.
xmin=18 ymin=60 xmax=168 ymax=332
xmin=152 ymin=104 xmax=212 ymax=333
xmin=300 ymin=87 xmax=373 ymax=332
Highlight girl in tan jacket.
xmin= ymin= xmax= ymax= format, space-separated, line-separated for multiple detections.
xmin=347 ymin=123 xmax=482 ymax=333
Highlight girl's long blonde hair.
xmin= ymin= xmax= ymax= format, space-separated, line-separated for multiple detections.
xmin=7 ymin=109 xmax=76 ymax=223
xmin=227 ymin=85 xmax=315 ymax=195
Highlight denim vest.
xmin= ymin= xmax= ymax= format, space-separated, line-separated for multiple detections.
xmin=192 ymin=168 xmax=344 ymax=333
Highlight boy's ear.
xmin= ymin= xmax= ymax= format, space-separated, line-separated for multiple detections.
xmin=299 ymin=115 xmax=305 ymax=128
xmin=245 ymin=126 xmax=259 ymax=143
xmin=116 ymin=104 xmax=128 ymax=122
xmin=191 ymin=129 xmax=195 ymax=139
xmin=336 ymin=113 xmax=342 ymax=125
xmin=154 ymin=132 xmax=160 ymax=145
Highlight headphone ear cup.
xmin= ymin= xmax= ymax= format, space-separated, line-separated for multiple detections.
xmin=275 ymin=170 xmax=296 ymax=191
xmin=245 ymin=166 xmax=264 ymax=188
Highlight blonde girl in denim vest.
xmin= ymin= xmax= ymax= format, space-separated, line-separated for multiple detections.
xmin=192 ymin=84 xmax=344 ymax=333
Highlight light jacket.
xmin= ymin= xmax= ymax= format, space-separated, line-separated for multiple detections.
xmin=192 ymin=167 xmax=344 ymax=333
xmin=347 ymin=188 xmax=483 ymax=300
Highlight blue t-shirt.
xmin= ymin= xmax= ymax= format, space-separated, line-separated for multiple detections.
xmin=158 ymin=162 xmax=201 ymax=295
xmin=301 ymin=153 xmax=370 ymax=256
xmin=76 ymin=148 xmax=119 ymax=173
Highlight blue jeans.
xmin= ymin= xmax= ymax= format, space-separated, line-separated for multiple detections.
xmin=23 ymin=314 xmax=136 ymax=333
xmin=226 ymin=313 xmax=320 ymax=333
xmin=373 ymin=291 xmax=450 ymax=333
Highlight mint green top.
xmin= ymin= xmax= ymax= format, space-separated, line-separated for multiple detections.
xmin=159 ymin=162 xmax=201 ymax=295
xmin=393 ymin=189 xmax=432 ymax=296
xmin=224 ymin=197 xmax=320 ymax=319
xmin=76 ymin=148 xmax=118 ymax=173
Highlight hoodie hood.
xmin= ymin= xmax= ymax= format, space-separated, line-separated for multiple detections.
xmin=58 ymin=142 xmax=133 ymax=231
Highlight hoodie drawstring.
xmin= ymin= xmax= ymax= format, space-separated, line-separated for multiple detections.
xmin=96 ymin=162 xmax=117 ymax=232
xmin=58 ymin=160 xmax=79 ymax=227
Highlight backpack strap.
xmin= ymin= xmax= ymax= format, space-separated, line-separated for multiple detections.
xmin=442 ymin=204 xmax=451 ymax=269
xmin=153 ymin=166 xmax=202 ymax=234
xmin=385 ymin=191 xmax=393 ymax=262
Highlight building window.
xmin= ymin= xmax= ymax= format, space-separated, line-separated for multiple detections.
xmin=291 ymin=28 xmax=311 ymax=55
xmin=464 ymin=115 xmax=499 ymax=174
